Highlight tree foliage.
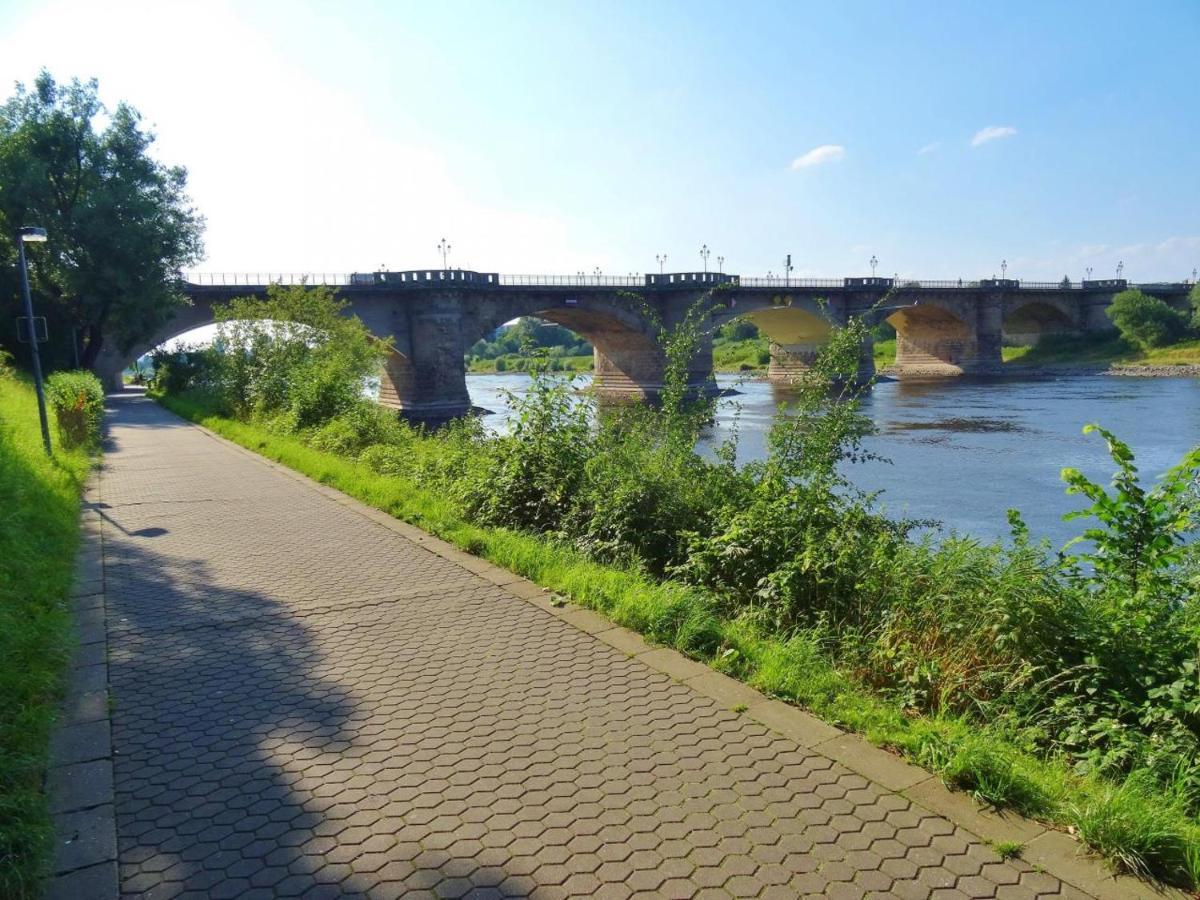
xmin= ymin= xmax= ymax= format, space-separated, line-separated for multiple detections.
xmin=1106 ymin=289 xmax=1188 ymax=349
xmin=0 ymin=71 xmax=204 ymax=371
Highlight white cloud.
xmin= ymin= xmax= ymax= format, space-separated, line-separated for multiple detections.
xmin=790 ymin=144 xmax=845 ymax=169
xmin=971 ymin=126 xmax=1017 ymax=147
xmin=917 ymin=142 xmax=940 ymax=156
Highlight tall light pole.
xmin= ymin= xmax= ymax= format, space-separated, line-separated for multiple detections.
xmin=1192 ymin=267 xmax=1197 ymax=284
xmin=1085 ymin=266 xmax=1093 ymax=280
xmin=655 ymin=253 xmax=667 ymax=274
xmin=717 ymin=256 xmax=724 ymax=274
xmin=783 ymin=254 xmax=793 ymax=285
xmin=437 ymin=238 xmax=451 ymax=269
xmin=1116 ymin=261 xmax=1124 ymax=280
xmin=593 ymin=266 xmax=602 ymax=284
xmin=1001 ymin=259 xmax=1008 ymax=279
xmin=16 ymin=226 xmax=51 ymax=455
xmin=870 ymin=255 xmax=878 ymax=277
xmin=700 ymin=244 xmax=710 ymax=273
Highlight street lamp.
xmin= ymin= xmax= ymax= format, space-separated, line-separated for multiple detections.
xmin=700 ymin=244 xmax=710 ymax=274
xmin=1085 ymin=266 xmax=1093 ymax=280
xmin=655 ymin=253 xmax=667 ymax=274
xmin=783 ymin=254 xmax=793 ymax=285
xmin=593 ymin=267 xmax=602 ymax=284
xmin=1192 ymin=267 xmax=1197 ymax=284
xmin=717 ymin=256 xmax=724 ymax=274
xmin=1116 ymin=261 xmax=1124 ymax=280
xmin=437 ymin=238 xmax=451 ymax=269
xmin=870 ymin=255 xmax=878 ymax=277
xmin=1001 ymin=259 xmax=1008 ymax=279
xmin=16 ymin=226 xmax=51 ymax=455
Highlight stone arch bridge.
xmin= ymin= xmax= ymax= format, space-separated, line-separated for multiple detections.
xmin=98 ymin=270 xmax=1191 ymax=419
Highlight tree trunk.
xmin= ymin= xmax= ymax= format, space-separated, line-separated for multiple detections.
xmin=80 ymin=323 xmax=103 ymax=370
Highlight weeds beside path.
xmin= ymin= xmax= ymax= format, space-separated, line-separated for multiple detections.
xmin=0 ymin=376 xmax=94 ymax=898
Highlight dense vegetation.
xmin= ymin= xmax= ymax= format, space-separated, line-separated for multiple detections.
xmin=0 ymin=71 xmax=203 ymax=372
xmin=153 ymin=286 xmax=1200 ymax=887
xmin=466 ymin=318 xmax=593 ymax=373
xmin=1107 ymin=288 xmax=1192 ymax=350
xmin=0 ymin=358 xmax=94 ymax=898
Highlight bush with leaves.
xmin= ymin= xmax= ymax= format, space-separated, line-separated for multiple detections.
xmin=44 ymin=370 xmax=104 ymax=449
xmin=210 ymin=283 xmax=388 ymax=429
xmin=1107 ymin=289 xmax=1188 ymax=349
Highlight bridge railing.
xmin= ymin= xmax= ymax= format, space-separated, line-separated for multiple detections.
xmin=738 ymin=277 xmax=844 ymax=288
xmin=183 ymin=272 xmax=352 ymax=286
xmin=499 ymin=274 xmax=643 ymax=287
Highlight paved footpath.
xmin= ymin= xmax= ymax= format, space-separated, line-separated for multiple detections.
xmin=61 ymin=394 xmax=1103 ymax=899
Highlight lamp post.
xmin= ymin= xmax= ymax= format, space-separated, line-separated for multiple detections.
xmin=870 ymin=255 xmax=878 ymax=277
xmin=1001 ymin=259 xmax=1008 ymax=279
xmin=593 ymin=267 xmax=602 ymax=284
xmin=1085 ymin=266 xmax=1093 ymax=280
xmin=437 ymin=238 xmax=451 ymax=269
xmin=16 ymin=226 xmax=51 ymax=455
xmin=655 ymin=253 xmax=667 ymax=274
xmin=717 ymin=256 xmax=724 ymax=274
xmin=1192 ymin=267 xmax=1197 ymax=284
xmin=1116 ymin=261 xmax=1124 ymax=280
xmin=700 ymin=244 xmax=710 ymax=274
xmin=783 ymin=254 xmax=793 ymax=286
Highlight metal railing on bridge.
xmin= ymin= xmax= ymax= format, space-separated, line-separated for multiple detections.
xmin=499 ymin=274 xmax=643 ymax=287
xmin=183 ymin=272 xmax=351 ymax=286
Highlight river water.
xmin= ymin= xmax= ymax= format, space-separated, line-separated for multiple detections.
xmin=466 ymin=372 xmax=1200 ymax=546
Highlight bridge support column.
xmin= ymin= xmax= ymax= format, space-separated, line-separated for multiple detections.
xmin=767 ymin=336 xmax=875 ymax=383
xmin=377 ymin=304 xmax=471 ymax=420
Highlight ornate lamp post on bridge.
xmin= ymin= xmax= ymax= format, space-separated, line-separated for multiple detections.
xmin=437 ymin=238 xmax=451 ymax=269
xmin=15 ymin=226 xmax=52 ymax=455
xmin=1085 ymin=266 xmax=1093 ymax=280
xmin=593 ymin=267 xmax=602 ymax=284
xmin=870 ymin=255 xmax=878 ymax=277
xmin=717 ymin=256 xmax=724 ymax=274
xmin=700 ymin=244 xmax=710 ymax=273
xmin=1001 ymin=259 xmax=1008 ymax=279
xmin=655 ymin=253 xmax=667 ymax=274
xmin=1116 ymin=261 xmax=1124 ymax=280
xmin=783 ymin=254 xmax=793 ymax=286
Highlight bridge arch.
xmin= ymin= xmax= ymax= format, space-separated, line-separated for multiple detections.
xmin=1003 ymin=299 xmax=1079 ymax=344
xmin=464 ymin=297 xmax=670 ymax=402
xmin=887 ymin=301 xmax=976 ymax=375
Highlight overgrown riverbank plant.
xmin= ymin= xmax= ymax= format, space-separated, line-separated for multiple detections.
xmin=153 ymin=285 xmax=1200 ymax=887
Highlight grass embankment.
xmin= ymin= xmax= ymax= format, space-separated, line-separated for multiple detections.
xmin=1006 ymin=333 xmax=1200 ymax=369
xmin=159 ymin=388 xmax=1200 ymax=889
xmin=713 ymin=337 xmax=770 ymax=372
xmin=467 ymin=353 xmax=593 ymax=374
xmin=0 ymin=377 xmax=93 ymax=899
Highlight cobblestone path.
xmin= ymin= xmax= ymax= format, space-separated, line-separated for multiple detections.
xmin=97 ymin=395 xmax=1084 ymax=899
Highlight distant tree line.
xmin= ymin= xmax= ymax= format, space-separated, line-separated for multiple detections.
xmin=466 ymin=317 xmax=592 ymax=362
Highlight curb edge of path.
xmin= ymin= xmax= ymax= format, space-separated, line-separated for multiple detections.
xmin=43 ymin=468 xmax=119 ymax=900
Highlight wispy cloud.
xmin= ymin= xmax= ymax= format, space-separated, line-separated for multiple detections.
xmin=790 ymin=144 xmax=845 ymax=169
xmin=917 ymin=142 xmax=940 ymax=156
xmin=971 ymin=125 xmax=1017 ymax=147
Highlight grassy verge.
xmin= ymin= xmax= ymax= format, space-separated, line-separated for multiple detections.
xmin=467 ymin=354 xmax=594 ymax=374
xmin=158 ymin=389 xmax=1200 ymax=888
xmin=713 ymin=337 xmax=770 ymax=372
xmin=0 ymin=377 xmax=93 ymax=898
xmin=1006 ymin=333 xmax=1200 ymax=368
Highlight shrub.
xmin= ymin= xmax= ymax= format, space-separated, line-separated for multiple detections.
xmin=0 ymin=349 xmax=13 ymax=379
xmin=44 ymin=370 xmax=104 ymax=449
xmin=1107 ymin=289 xmax=1188 ymax=349
xmin=1191 ymin=282 xmax=1200 ymax=330
xmin=308 ymin=401 xmax=410 ymax=457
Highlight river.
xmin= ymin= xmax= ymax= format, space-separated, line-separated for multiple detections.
xmin=466 ymin=372 xmax=1200 ymax=546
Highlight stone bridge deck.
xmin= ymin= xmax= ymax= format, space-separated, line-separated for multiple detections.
xmin=47 ymin=394 xmax=1141 ymax=898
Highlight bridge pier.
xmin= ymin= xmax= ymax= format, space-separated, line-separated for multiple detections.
xmin=889 ymin=292 xmax=1002 ymax=377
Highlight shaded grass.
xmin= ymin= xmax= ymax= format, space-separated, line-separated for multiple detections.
xmin=0 ymin=377 xmax=93 ymax=899
xmin=158 ymin=390 xmax=1200 ymax=888
xmin=713 ymin=337 xmax=770 ymax=372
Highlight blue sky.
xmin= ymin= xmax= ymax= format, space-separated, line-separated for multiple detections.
xmin=1 ymin=0 xmax=1197 ymax=281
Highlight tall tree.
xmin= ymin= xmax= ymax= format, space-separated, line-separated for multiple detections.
xmin=0 ymin=71 xmax=204 ymax=371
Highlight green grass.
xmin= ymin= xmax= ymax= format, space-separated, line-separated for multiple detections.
xmin=0 ymin=376 xmax=93 ymax=899
xmin=712 ymin=337 xmax=770 ymax=372
xmin=1005 ymin=333 xmax=1200 ymax=368
xmin=158 ymin=389 xmax=1200 ymax=889
xmin=466 ymin=354 xmax=594 ymax=374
